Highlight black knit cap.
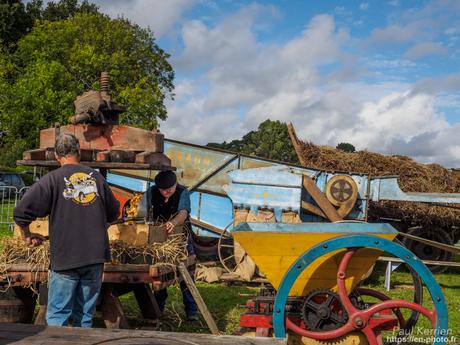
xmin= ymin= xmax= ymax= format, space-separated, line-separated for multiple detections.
xmin=155 ymin=170 xmax=177 ymax=189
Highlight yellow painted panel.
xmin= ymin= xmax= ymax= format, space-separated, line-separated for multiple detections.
xmin=233 ymin=232 xmax=395 ymax=296
xmin=234 ymin=232 xmax=395 ymax=256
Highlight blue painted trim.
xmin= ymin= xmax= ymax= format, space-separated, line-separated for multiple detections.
xmin=272 ymin=235 xmax=448 ymax=344
xmin=231 ymin=222 xmax=397 ymax=234
xmin=107 ymin=172 xmax=147 ymax=192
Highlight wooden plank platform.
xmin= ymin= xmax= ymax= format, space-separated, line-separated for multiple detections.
xmin=0 ymin=323 xmax=285 ymax=344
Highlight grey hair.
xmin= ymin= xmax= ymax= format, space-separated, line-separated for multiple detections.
xmin=54 ymin=134 xmax=80 ymax=157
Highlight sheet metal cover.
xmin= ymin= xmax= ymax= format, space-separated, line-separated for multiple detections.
xmin=231 ymin=221 xmax=398 ymax=234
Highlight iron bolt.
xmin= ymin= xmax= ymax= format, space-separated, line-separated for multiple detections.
xmin=355 ymin=317 xmax=364 ymax=327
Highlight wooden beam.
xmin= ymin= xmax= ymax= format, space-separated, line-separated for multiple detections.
xmin=109 ymin=150 xmax=136 ymax=163
xmin=135 ymin=151 xmax=171 ymax=167
xmin=132 ymin=284 xmax=162 ymax=321
xmin=0 ymin=322 xmax=286 ymax=344
xmin=17 ymin=160 xmax=175 ymax=171
xmin=100 ymin=284 xmax=129 ymax=329
xmin=302 ymin=175 xmax=343 ymax=222
xmin=34 ymin=284 xmax=48 ymax=326
xmin=190 ymin=218 xmax=228 ymax=237
xmin=80 ymin=149 xmax=95 ymax=162
xmin=22 ymin=149 xmax=47 ymax=161
xmin=177 ymin=263 xmax=219 ymax=335
xmin=300 ymin=201 xmax=326 ymax=218
xmin=96 ymin=150 xmax=110 ymax=162
xmin=287 ymin=122 xmax=306 ymax=166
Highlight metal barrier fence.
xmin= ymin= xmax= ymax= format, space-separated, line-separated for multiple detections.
xmin=0 ymin=186 xmax=29 ymax=232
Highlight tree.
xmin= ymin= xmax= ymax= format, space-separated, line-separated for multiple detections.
xmin=0 ymin=0 xmax=33 ymax=50
xmin=0 ymin=0 xmax=98 ymax=52
xmin=0 ymin=12 xmax=174 ymax=166
xmin=38 ymin=0 xmax=98 ymax=21
xmin=208 ymin=120 xmax=299 ymax=163
xmin=336 ymin=142 xmax=356 ymax=152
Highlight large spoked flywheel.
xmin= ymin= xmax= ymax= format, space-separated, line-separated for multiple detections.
xmin=272 ymin=235 xmax=448 ymax=345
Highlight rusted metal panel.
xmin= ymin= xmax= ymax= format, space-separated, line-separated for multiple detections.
xmin=39 ymin=125 xmax=164 ymax=152
xmin=165 ymin=141 xmax=236 ymax=191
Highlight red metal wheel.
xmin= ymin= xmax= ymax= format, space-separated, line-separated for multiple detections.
xmin=285 ymin=249 xmax=437 ymax=345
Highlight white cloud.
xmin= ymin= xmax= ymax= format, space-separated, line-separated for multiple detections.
xmin=162 ymin=7 xmax=460 ymax=167
xmin=368 ymin=24 xmax=420 ymax=44
xmin=411 ymin=73 xmax=460 ymax=94
xmin=335 ymin=92 xmax=447 ymax=150
xmin=93 ymin=0 xmax=194 ymax=37
xmin=404 ymin=42 xmax=448 ymax=60
xmin=168 ymin=12 xmax=351 ymax=140
xmin=359 ymin=3 xmax=369 ymax=10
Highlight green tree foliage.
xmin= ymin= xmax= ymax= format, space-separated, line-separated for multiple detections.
xmin=35 ymin=0 xmax=98 ymax=22
xmin=336 ymin=142 xmax=356 ymax=152
xmin=0 ymin=0 xmax=97 ymax=51
xmin=208 ymin=120 xmax=299 ymax=164
xmin=0 ymin=0 xmax=33 ymax=50
xmin=0 ymin=12 xmax=174 ymax=166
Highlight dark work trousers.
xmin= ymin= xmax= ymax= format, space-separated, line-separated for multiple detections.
xmin=154 ymin=235 xmax=198 ymax=316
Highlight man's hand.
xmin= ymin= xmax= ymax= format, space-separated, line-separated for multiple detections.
xmin=24 ymin=233 xmax=47 ymax=247
xmin=164 ymin=221 xmax=175 ymax=233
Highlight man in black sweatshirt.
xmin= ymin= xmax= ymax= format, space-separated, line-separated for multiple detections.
xmin=14 ymin=134 xmax=120 ymax=327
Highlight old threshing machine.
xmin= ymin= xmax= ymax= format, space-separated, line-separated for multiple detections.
xmin=221 ymin=166 xmax=456 ymax=345
xmin=107 ymin=143 xmax=460 ymax=344
xmin=2 ymin=72 xmax=194 ymax=328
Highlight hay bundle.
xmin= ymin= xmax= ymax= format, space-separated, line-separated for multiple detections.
xmin=299 ymin=141 xmax=460 ymax=228
xmin=0 ymin=237 xmax=49 ymax=292
xmin=0 ymin=232 xmax=188 ymax=291
xmin=110 ymin=233 xmax=188 ymax=265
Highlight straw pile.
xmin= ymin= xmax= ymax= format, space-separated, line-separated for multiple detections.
xmin=0 ymin=231 xmax=188 ymax=292
xmin=299 ymin=141 xmax=460 ymax=228
xmin=110 ymin=233 xmax=188 ymax=265
xmin=0 ymin=237 xmax=49 ymax=292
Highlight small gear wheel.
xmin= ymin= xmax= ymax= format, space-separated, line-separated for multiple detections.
xmin=301 ymin=289 xmax=348 ymax=331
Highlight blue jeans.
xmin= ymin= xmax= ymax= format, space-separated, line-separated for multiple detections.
xmin=46 ymin=263 xmax=103 ymax=327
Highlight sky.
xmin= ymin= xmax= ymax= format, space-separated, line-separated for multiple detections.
xmin=90 ymin=0 xmax=460 ymax=167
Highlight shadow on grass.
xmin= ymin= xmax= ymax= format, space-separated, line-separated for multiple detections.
xmin=94 ymin=282 xmax=260 ymax=335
